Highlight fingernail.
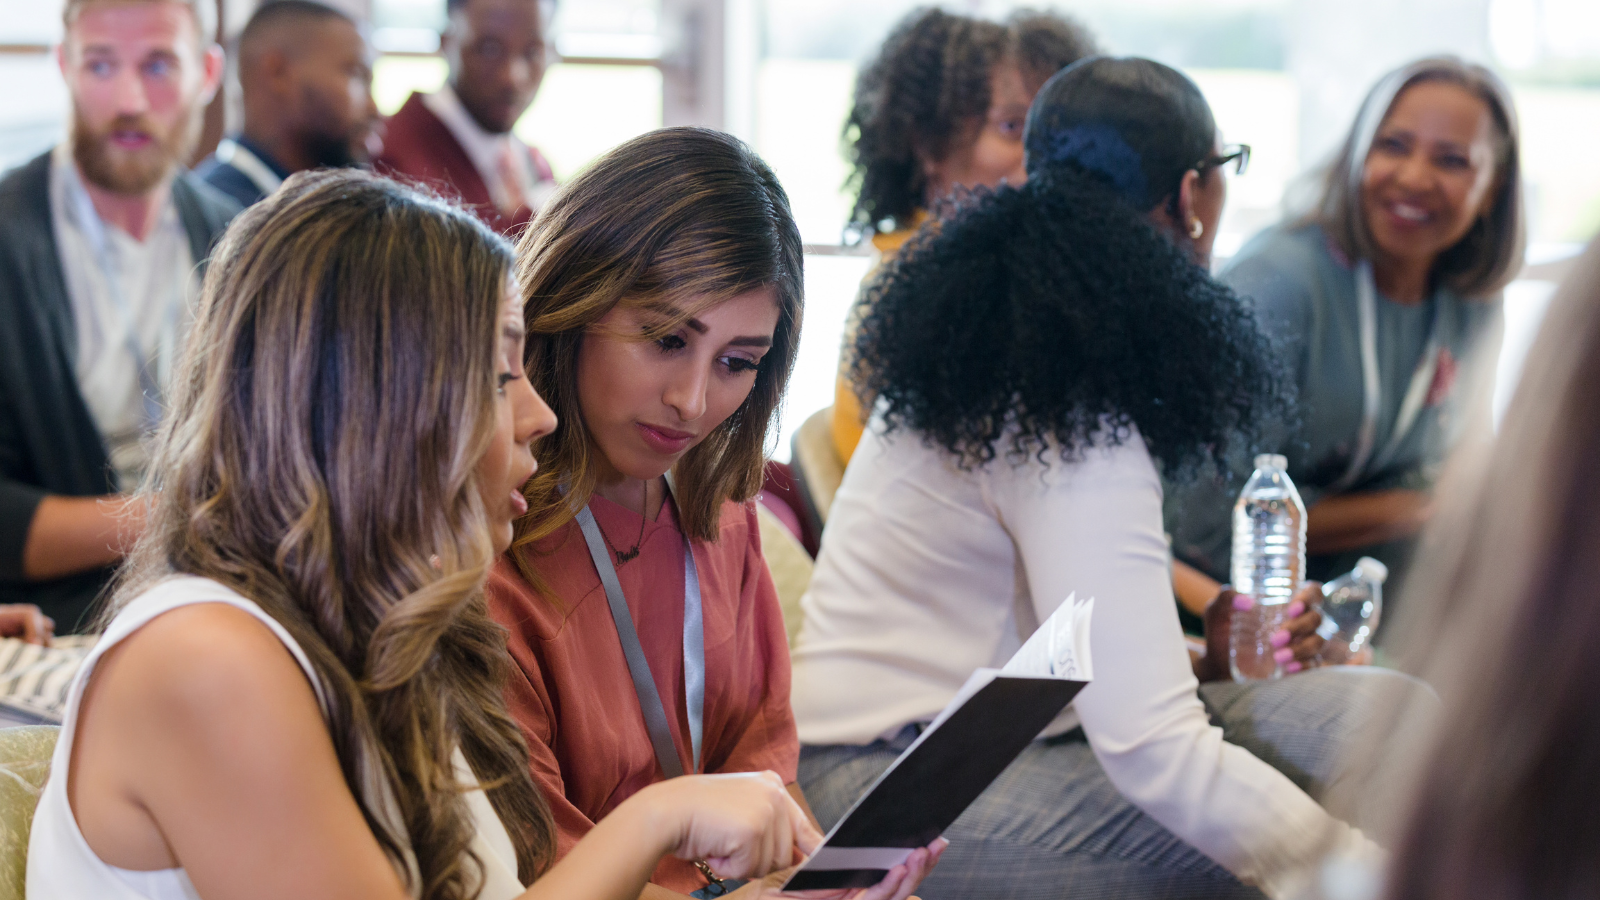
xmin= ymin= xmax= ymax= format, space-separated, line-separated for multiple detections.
xmin=1285 ymin=661 xmax=1303 ymax=673
xmin=1274 ymin=647 xmax=1293 ymax=663
xmin=1287 ymin=600 xmax=1304 ymax=616
xmin=1233 ymin=594 xmax=1254 ymax=610
xmin=1271 ymin=630 xmax=1291 ymax=648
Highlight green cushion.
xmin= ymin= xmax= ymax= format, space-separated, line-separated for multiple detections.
xmin=0 ymin=726 xmax=59 ymax=900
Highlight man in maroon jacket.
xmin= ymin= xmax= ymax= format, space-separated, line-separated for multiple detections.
xmin=376 ymin=0 xmax=555 ymax=235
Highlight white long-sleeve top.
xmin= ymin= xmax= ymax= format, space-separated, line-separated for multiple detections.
xmin=791 ymin=420 xmax=1372 ymax=896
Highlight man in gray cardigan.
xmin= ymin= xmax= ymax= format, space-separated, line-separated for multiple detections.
xmin=0 ymin=0 xmax=239 ymax=631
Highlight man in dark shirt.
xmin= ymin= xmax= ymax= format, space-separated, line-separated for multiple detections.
xmin=0 ymin=0 xmax=238 ymax=630
xmin=195 ymin=0 xmax=381 ymax=207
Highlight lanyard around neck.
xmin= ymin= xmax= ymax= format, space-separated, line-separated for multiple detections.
xmin=1329 ymin=260 xmax=1443 ymax=494
xmin=574 ymin=479 xmax=705 ymax=778
xmin=64 ymin=168 xmax=177 ymax=434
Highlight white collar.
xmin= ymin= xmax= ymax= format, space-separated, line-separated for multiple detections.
xmin=422 ymin=83 xmax=517 ymax=171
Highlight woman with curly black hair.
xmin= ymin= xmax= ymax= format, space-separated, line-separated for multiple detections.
xmin=825 ymin=6 xmax=1098 ymax=470
xmin=791 ymin=58 xmax=1426 ymax=899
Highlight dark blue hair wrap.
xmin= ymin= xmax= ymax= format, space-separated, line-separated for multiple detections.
xmin=1035 ymin=123 xmax=1148 ymax=206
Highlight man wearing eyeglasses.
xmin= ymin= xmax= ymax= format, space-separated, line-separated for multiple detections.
xmin=377 ymin=0 xmax=556 ymax=235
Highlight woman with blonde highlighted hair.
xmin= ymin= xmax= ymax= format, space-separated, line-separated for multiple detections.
xmin=486 ymin=127 xmax=942 ymax=900
xmin=27 ymin=169 xmax=825 ymax=900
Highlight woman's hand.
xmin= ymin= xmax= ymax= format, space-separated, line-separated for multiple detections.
xmin=0 ymin=604 xmax=53 ymax=646
xmin=644 ymin=771 xmax=822 ymax=881
xmin=1196 ymin=584 xmax=1325 ymax=682
xmin=733 ymin=837 xmax=948 ymax=900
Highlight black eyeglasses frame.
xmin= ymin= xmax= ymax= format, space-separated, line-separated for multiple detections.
xmin=1195 ymin=143 xmax=1251 ymax=177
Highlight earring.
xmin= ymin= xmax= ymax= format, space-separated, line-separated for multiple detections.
xmin=1189 ymin=218 xmax=1204 ymax=239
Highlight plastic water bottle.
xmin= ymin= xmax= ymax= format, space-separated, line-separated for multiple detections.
xmin=1316 ymin=557 xmax=1387 ymax=665
xmin=1229 ymin=454 xmax=1307 ymax=681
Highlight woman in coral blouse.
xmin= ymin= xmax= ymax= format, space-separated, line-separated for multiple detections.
xmin=484 ymin=128 xmax=942 ymax=900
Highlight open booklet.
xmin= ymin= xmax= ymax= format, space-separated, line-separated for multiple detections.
xmin=782 ymin=593 xmax=1094 ymax=891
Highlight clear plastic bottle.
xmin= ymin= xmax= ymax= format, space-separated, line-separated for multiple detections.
xmin=1229 ymin=454 xmax=1307 ymax=681
xmin=1316 ymin=556 xmax=1387 ymax=665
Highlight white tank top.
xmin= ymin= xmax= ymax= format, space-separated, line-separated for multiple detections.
xmin=26 ymin=575 xmax=525 ymax=900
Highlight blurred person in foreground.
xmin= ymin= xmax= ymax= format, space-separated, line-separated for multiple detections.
xmin=377 ymin=0 xmax=556 ymax=235
xmin=1164 ymin=57 xmax=1522 ymax=621
xmin=0 ymin=0 xmax=237 ymax=631
xmin=828 ymin=6 xmax=1098 ymax=468
xmin=794 ymin=57 xmax=1423 ymax=900
xmin=195 ymin=0 xmax=382 ymax=207
xmin=1299 ymin=238 xmax=1600 ymax=900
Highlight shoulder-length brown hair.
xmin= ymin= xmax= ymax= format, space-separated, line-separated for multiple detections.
xmin=512 ymin=126 xmax=803 ymax=549
xmin=1364 ymin=237 xmax=1600 ymax=898
xmin=114 ymin=170 xmax=554 ymax=898
xmin=1313 ymin=56 xmax=1524 ymax=298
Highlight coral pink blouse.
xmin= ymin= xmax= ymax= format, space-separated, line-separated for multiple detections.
xmin=487 ymin=495 xmax=797 ymax=894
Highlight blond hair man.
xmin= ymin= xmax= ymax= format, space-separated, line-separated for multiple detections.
xmin=0 ymin=0 xmax=240 ymax=631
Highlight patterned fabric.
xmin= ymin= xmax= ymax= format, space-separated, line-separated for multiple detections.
xmin=799 ymin=667 xmax=1425 ymax=900
xmin=0 ymin=637 xmax=94 ymax=725
xmin=0 ymin=726 xmax=59 ymax=900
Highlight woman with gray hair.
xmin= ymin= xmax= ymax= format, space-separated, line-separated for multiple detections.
xmin=1166 ymin=56 xmax=1523 ymax=618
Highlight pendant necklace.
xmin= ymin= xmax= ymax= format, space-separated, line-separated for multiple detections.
xmin=601 ymin=480 xmax=649 ymax=565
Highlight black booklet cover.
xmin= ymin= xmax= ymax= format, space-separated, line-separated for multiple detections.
xmin=783 ymin=594 xmax=1094 ymax=891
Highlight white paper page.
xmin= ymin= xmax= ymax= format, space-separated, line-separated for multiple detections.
xmin=1001 ymin=592 xmax=1094 ymax=681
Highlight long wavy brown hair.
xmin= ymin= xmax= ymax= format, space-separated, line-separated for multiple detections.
xmin=511 ymin=127 xmax=802 ymax=561
xmin=112 ymin=169 xmax=554 ymax=898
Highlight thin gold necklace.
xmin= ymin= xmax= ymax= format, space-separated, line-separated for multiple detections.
xmin=599 ymin=480 xmax=649 ymax=565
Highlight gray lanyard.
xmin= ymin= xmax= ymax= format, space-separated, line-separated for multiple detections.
xmin=214 ymin=138 xmax=284 ymax=198
xmin=1330 ymin=260 xmax=1443 ymax=493
xmin=66 ymin=174 xmax=176 ymax=434
xmin=574 ymin=483 xmax=705 ymax=777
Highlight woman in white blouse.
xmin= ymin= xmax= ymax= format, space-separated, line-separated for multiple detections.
xmin=792 ymin=57 xmax=1422 ymax=899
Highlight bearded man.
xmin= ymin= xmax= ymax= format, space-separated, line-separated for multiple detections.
xmin=0 ymin=0 xmax=240 ymax=631
xmin=196 ymin=0 xmax=382 ymax=207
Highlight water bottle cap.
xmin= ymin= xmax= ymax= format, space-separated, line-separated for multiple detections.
xmin=1253 ymin=453 xmax=1288 ymax=471
xmin=1354 ymin=556 xmax=1389 ymax=584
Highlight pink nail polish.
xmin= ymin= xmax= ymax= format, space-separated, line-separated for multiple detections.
xmin=1274 ymin=648 xmax=1293 ymax=663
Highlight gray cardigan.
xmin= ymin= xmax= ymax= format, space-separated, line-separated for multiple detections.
xmin=0 ymin=151 xmax=239 ymax=630
xmin=1164 ymin=222 xmax=1500 ymax=588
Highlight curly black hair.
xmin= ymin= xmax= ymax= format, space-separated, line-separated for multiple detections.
xmin=843 ymin=7 xmax=1097 ymax=240
xmin=851 ymin=168 xmax=1287 ymax=476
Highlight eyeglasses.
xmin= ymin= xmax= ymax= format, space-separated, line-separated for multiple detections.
xmin=1195 ymin=144 xmax=1251 ymax=177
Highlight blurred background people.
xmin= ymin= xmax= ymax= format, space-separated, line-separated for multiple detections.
xmin=0 ymin=0 xmax=236 ymax=631
xmin=794 ymin=57 xmax=1414 ymax=900
xmin=195 ymin=0 xmax=381 ymax=207
xmin=826 ymin=6 xmax=1098 ymax=471
xmin=1165 ymin=57 xmax=1523 ymax=620
xmin=376 ymin=0 xmax=555 ymax=234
